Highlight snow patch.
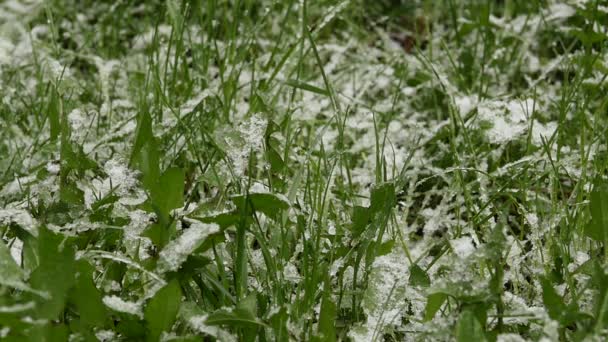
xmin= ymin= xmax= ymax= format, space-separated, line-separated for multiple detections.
xmin=157 ymin=221 xmax=220 ymax=273
xmin=102 ymin=295 xmax=143 ymax=318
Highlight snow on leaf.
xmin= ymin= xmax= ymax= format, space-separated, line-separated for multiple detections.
xmin=157 ymin=220 xmax=219 ymax=273
xmin=102 ymin=295 xmax=143 ymax=318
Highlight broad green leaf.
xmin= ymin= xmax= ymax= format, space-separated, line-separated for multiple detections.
xmin=409 ymin=264 xmax=431 ymax=287
xmin=266 ymin=146 xmax=285 ymax=173
xmin=370 ymin=182 xmax=396 ymax=215
xmin=59 ymin=182 xmax=85 ymax=205
xmin=540 ymin=276 xmax=566 ymax=321
xmin=144 ymin=279 xmax=182 ymax=342
xmin=595 ymin=290 xmax=608 ymax=332
xmin=317 ymin=286 xmax=337 ymax=342
xmin=117 ymin=317 xmax=147 ymax=340
xmin=455 ymin=310 xmax=486 ymax=342
xmin=351 ymin=205 xmax=370 ymax=238
xmin=130 ymin=110 xmax=160 ymax=192
xmin=424 ymin=292 xmax=447 ymax=321
xmin=584 ymin=177 xmax=608 ymax=242
xmin=61 ymin=142 xmax=97 ymax=175
xmin=157 ymin=167 xmax=185 ymax=214
xmin=70 ymin=259 xmax=106 ymax=327
xmin=28 ymin=322 xmax=69 ymax=342
xmin=143 ymin=221 xmax=177 ymax=250
xmin=231 ymin=192 xmax=290 ymax=219
xmin=376 ymin=239 xmax=395 ymax=256
xmin=196 ymin=211 xmax=242 ymax=229
xmin=29 ymin=226 xmax=76 ymax=319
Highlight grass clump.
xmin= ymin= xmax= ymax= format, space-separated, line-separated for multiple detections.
xmin=1 ymin=0 xmax=608 ymax=341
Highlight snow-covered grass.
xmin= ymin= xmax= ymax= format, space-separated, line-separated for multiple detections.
xmin=1 ymin=0 xmax=608 ymax=340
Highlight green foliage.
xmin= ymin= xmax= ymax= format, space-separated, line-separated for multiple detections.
xmin=145 ymin=279 xmax=182 ymax=341
xmin=585 ymin=177 xmax=608 ymax=242
xmin=455 ymin=310 xmax=486 ymax=342
xmin=29 ymin=226 xmax=76 ymax=319
xmin=1 ymin=0 xmax=608 ymax=340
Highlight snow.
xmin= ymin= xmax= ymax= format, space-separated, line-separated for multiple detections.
xmin=450 ymin=236 xmax=476 ymax=259
xmin=187 ymin=314 xmax=235 ymax=341
xmin=225 ymin=113 xmax=267 ymax=178
xmin=476 ymin=99 xmax=535 ymax=144
xmin=531 ymin=120 xmax=557 ymax=145
xmin=82 ymin=158 xmax=144 ymax=209
xmin=102 ymin=295 xmax=143 ymax=318
xmin=9 ymin=238 xmax=22 ymax=266
xmin=455 ymin=94 xmax=478 ymax=115
xmin=95 ymin=330 xmax=116 ymax=342
xmin=157 ymin=221 xmax=219 ymax=273
xmin=497 ymin=333 xmax=527 ymax=342
xmin=545 ymin=3 xmax=576 ymax=21
xmin=0 ymin=208 xmax=38 ymax=237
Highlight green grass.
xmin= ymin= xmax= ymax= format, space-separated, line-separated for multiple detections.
xmin=1 ymin=0 xmax=608 ymax=341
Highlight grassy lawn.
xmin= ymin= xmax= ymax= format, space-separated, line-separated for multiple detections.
xmin=1 ymin=0 xmax=608 ymax=340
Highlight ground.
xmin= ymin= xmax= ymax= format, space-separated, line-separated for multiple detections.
xmin=1 ymin=0 xmax=608 ymax=341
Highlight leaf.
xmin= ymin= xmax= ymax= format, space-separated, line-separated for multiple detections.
xmin=29 ymin=226 xmax=76 ymax=319
xmin=584 ymin=177 xmax=608 ymax=242
xmin=231 ymin=192 xmax=290 ymax=219
xmin=317 ymin=286 xmax=337 ymax=342
xmin=409 ymin=264 xmax=431 ymax=287
xmin=48 ymin=85 xmax=61 ymax=141
xmin=142 ymin=167 xmax=184 ymax=249
xmin=143 ymin=221 xmax=177 ymax=250
xmin=156 ymin=167 xmax=185 ymax=214
xmin=206 ymin=295 xmax=267 ymax=329
xmin=28 ymin=322 xmax=69 ymax=342
xmin=455 ymin=310 xmax=486 ymax=342
xmin=0 ymin=239 xmax=25 ymax=289
xmin=285 ymin=79 xmax=329 ymax=96
xmin=376 ymin=239 xmax=394 ymax=256
xmin=61 ymin=142 xmax=97 ymax=174
xmin=196 ymin=211 xmax=242 ymax=229
xmin=595 ymin=289 xmax=608 ymax=332
xmin=70 ymin=259 xmax=106 ymax=327
xmin=351 ymin=205 xmax=370 ymax=238
xmin=266 ymin=146 xmax=285 ymax=173
xmin=144 ymin=279 xmax=182 ymax=342
xmin=59 ymin=182 xmax=85 ymax=205
xmin=369 ymin=182 xmax=396 ymax=215
xmin=141 ymin=165 xmax=184 ymax=248
xmin=130 ymin=110 xmax=160 ymax=192
xmin=540 ymin=276 xmax=566 ymax=321
xmin=424 ymin=292 xmax=447 ymax=321
xmin=205 ymin=310 xmax=267 ymax=329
